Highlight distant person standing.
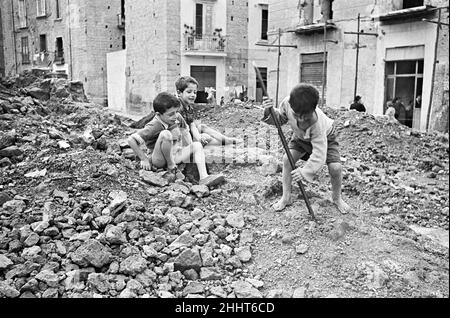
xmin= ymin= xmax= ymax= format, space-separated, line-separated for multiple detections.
xmin=349 ymin=95 xmax=366 ymax=112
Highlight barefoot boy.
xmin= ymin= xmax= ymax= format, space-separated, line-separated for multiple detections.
xmin=175 ymin=76 xmax=243 ymax=146
xmin=262 ymin=83 xmax=349 ymax=214
xmin=127 ymin=92 xmax=224 ymax=187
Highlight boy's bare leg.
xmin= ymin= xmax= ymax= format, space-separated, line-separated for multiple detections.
xmin=152 ymin=130 xmax=175 ymax=169
xmin=175 ymin=141 xmax=208 ymax=179
xmin=273 ymin=149 xmax=303 ymax=211
xmin=328 ymin=162 xmax=350 ymax=214
xmin=200 ymin=124 xmax=243 ymax=145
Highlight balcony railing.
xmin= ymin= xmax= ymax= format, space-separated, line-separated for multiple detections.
xmin=117 ymin=14 xmax=125 ymax=29
xmin=184 ymin=35 xmax=226 ymax=53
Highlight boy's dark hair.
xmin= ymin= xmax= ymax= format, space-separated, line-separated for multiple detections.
xmin=175 ymin=76 xmax=199 ymax=92
xmin=153 ymin=92 xmax=180 ymax=114
xmin=288 ymin=83 xmax=320 ymax=115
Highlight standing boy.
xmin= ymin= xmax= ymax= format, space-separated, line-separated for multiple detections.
xmin=127 ymin=92 xmax=224 ymax=187
xmin=262 ymin=83 xmax=350 ymax=214
xmin=175 ymin=76 xmax=243 ymax=146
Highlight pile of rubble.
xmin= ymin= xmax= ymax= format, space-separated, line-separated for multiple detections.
xmin=0 ymin=77 xmax=269 ymax=298
xmin=324 ymin=108 xmax=449 ymax=230
xmin=0 ymin=76 xmax=448 ymax=298
xmin=0 ymin=69 xmax=88 ymax=117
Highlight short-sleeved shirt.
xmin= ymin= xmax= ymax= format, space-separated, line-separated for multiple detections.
xmin=131 ymin=113 xmax=188 ymax=151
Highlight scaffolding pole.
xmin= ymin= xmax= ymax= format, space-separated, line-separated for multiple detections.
xmin=344 ymin=14 xmax=378 ymax=101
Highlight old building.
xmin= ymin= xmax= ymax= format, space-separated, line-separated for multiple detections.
xmin=267 ymin=0 xmax=449 ymax=132
xmin=109 ymin=0 xmax=269 ymax=116
xmin=0 ymin=0 xmax=125 ymax=104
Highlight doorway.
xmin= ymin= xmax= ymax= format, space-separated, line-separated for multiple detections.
xmin=385 ymin=59 xmax=423 ymax=128
xmin=255 ymin=67 xmax=267 ymax=103
xmin=190 ymin=65 xmax=216 ymax=103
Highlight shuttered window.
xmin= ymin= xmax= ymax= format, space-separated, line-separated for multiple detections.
xmin=300 ymin=53 xmax=327 ymax=103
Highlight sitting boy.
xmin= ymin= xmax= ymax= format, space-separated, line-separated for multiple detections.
xmin=175 ymin=76 xmax=243 ymax=146
xmin=127 ymin=92 xmax=224 ymax=187
xmin=262 ymin=83 xmax=350 ymax=214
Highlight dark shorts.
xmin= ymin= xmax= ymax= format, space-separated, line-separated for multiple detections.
xmin=288 ymin=130 xmax=341 ymax=164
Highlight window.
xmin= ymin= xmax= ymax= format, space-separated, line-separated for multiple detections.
xmin=385 ymin=60 xmax=424 ymax=128
xmin=195 ymin=3 xmax=203 ymax=39
xmin=261 ymin=8 xmax=268 ymax=40
xmin=56 ymin=0 xmax=61 ymax=19
xmin=403 ymin=0 xmax=423 ymax=9
xmin=39 ymin=34 xmax=47 ymax=52
xmin=18 ymin=0 xmax=27 ymax=28
xmin=21 ymin=37 xmax=30 ymax=64
xmin=55 ymin=37 xmax=64 ymax=63
xmin=36 ymin=0 xmax=46 ymax=17
xmin=121 ymin=0 xmax=125 ymax=20
xmin=122 ymin=35 xmax=126 ymax=49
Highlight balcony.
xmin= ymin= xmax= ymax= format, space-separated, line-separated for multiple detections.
xmin=183 ymin=35 xmax=227 ymax=57
xmin=117 ymin=14 xmax=125 ymax=29
xmin=376 ymin=5 xmax=436 ymax=24
xmin=289 ymin=22 xmax=337 ymax=35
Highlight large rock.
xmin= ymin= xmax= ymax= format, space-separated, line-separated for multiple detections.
xmin=408 ymin=225 xmax=449 ymax=249
xmin=140 ymin=170 xmax=169 ymax=187
xmin=27 ymin=86 xmax=50 ymax=100
xmin=119 ymin=255 xmax=147 ymax=275
xmin=191 ymin=185 xmax=209 ymax=198
xmin=0 ymin=130 xmax=16 ymax=150
xmin=35 ymin=270 xmax=60 ymax=287
xmin=0 ymin=255 xmax=13 ymax=270
xmin=166 ymin=190 xmax=187 ymax=207
xmin=174 ymin=248 xmax=202 ymax=272
xmin=0 ymin=145 xmax=23 ymax=158
xmin=226 ymin=213 xmax=245 ymax=228
xmin=0 ymin=281 xmax=20 ymax=298
xmin=71 ymin=240 xmax=112 ymax=268
xmin=105 ymin=225 xmax=127 ymax=245
xmin=2 ymin=199 xmax=26 ymax=214
xmin=169 ymin=231 xmax=195 ymax=250
xmin=234 ymin=246 xmax=252 ymax=262
xmin=87 ymin=273 xmax=111 ymax=293
xmin=200 ymin=267 xmax=223 ymax=281
xmin=231 ymin=281 xmax=262 ymax=298
xmin=108 ymin=190 xmax=128 ymax=212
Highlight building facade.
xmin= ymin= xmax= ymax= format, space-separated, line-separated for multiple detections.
xmin=0 ymin=0 xmax=125 ymax=104
xmin=119 ymin=0 xmax=269 ymax=115
xmin=267 ymin=0 xmax=449 ymax=132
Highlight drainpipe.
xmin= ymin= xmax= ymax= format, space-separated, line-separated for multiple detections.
xmin=10 ymin=0 xmax=18 ymax=74
xmin=67 ymin=0 xmax=73 ymax=80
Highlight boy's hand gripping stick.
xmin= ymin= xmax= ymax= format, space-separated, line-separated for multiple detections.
xmin=253 ymin=63 xmax=316 ymax=221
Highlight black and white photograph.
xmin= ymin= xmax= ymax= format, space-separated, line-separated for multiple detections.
xmin=0 ymin=0 xmax=448 ymax=307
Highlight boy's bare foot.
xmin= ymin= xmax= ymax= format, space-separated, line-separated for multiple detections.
xmin=272 ymin=197 xmax=292 ymax=212
xmin=333 ymin=198 xmax=350 ymax=214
